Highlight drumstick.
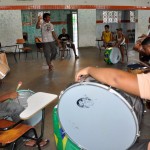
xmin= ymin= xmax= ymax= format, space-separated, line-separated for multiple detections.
xmin=16 ymin=81 xmax=22 ymax=91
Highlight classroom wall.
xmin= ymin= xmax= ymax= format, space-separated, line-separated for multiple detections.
xmin=0 ymin=10 xmax=22 ymax=46
xmin=0 ymin=0 xmax=149 ymax=47
xmin=22 ymin=10 xmax=72 ymax=44
xmin=78 ymin=9 xmax=96 ymax=47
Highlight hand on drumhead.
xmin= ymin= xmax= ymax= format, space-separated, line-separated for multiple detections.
xmin=75 ymin=68 xmax=89 ymax=82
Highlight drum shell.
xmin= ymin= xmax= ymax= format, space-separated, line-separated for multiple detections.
xmin=104 ymin=47 xmax=121 ymax=64
xmin=58 ymin=82 xmax=143 ymax=150
xmin=115 ymin=89 xmax=144 ymax=126
xmin=53 ymin=105 xmax=80 ymax=150
xmin=127 ymin=63 xmax=147 ymax=74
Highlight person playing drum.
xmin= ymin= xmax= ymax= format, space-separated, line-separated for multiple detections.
xmin=0 ymin=91 xmax=49 ymax=147
xmin=101 ymin=25 xmax=113 ymax=48
xmin=75 ymin=36 xmax=150 ymax=150
xmin=114 ymin=28 xmax=126 ymax=63
xmin=0 ymin=91 xmax=24 ymax=122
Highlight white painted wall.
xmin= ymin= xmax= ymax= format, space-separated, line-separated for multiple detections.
xmin=78 ymin=9 xmax=96 ymax=47
xmin=135 ymin=10 xmax=150 ymax=41
xmin=0 ymin=1 xmax=149 ymax=48
xmin=0 ymin=10 xmax=22 ymax=46
xmin=0 ymin=0 xmax=149 ymax=6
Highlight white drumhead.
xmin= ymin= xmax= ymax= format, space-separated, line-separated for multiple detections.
xmin=110 ymin=47 xmax=121 ymax=64
xmin=58 ymin=82 xmax=139 ymax=150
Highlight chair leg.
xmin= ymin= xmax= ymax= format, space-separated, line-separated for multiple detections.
xmin=25 ymin=51 xmax=27 ymax=60
xmin=31 ymin=51 xmax=33 ymax=59
xmin=39 ymin=109 xmax=45 ymax=139
xmin=37 ymin=51 xmax=38 ymax=58
xmin=31 ymin=128 xmax=41 ymax=150
xmin=19 ymin=50 xmax=21 ymax=60
xmin=11 ymin=142 xmax=16 ymax=150
xmin=13 ymin=53 xmax=18 ymax=63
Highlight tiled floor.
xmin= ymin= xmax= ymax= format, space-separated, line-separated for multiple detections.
xmin=1 ymin=44 xmax=150 ymax=150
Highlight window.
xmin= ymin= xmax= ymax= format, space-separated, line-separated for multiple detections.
xmin=103 ymin=11 xmax=120 ymax=23
xmin=130 ymin=11 xmax=135 ymax=22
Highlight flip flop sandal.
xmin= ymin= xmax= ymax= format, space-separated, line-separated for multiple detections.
xmin=36 ymin=139 xmax=50 ymax=147
xmin=24 ymin=139 xmax=36 ymax=147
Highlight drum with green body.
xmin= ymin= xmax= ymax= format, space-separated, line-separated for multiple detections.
xmin=104 ymin=47 xmax=121 ymax=64
xmin=53 ymin=105 xmax=80 ymax=150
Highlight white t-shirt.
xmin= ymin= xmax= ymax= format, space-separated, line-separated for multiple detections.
xmin=41 ymin=21 xmax=55 ymax=42
xmin=137 ymin=72 xmax=150 ymax=100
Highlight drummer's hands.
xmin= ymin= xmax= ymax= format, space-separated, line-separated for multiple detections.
xmin=8 ymin=92 xmax=18 ymax=99
xmin=75 ymin=67 xmax=90 ymax=82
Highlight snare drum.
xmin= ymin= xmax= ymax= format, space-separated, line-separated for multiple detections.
xmin=127 ymin=63 xmax=148 ymax=74
xmin=14 ymin=90 xmax=42 ymax=126
xmin=58 ymin=82 xmax=143 ymax=150
xmin=104 ymin=47 xmax=121 ymax=64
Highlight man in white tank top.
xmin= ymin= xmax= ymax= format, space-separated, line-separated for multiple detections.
xmin=115 ymin=28 xmax=126 ymax=63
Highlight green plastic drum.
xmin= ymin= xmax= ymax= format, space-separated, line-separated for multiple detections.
xmin=104 ymin=47 xmax=121 ymax=64
xmin=53 ymin=106 xmax=80 ymax=150
xmin=104 ymin=48 xmax=113 ymax=64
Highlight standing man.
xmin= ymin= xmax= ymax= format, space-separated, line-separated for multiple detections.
xmin=58 ymin=28 xmax=79 ymax=59
xmin=36 ymin=13 xmax=61 ymax=71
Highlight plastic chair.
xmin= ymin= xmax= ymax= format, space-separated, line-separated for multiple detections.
xmin=16 ymin=39 xmax=33 ymax=60
xmin=0 ymin=92 xmax=57 ymax=150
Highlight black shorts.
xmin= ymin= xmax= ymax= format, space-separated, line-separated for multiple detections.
xmin=128 ymin=139 xmax=149 ymax=150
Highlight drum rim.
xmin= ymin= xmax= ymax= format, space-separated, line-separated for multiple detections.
xmin=127 ymin=63 xmax=148 ymax=70
xmin=17 ymin=89 xmax=35 ymax=94
xmin=58 ymin=82 xmax=139 ymax=149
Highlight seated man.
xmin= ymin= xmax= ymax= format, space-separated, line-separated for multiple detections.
xmin=0 ymin=91 xmax=49 ymax=147
xmin=138 ymin=25 xmax=150 ymax=39
xmin=101 ymin=25 xmax=112 ymax=48
xmin=75 ymin=36 xmax=150 ymax=150
xmin=58 ymin=28 xmax=79 ymax=59
xmin=115 ymin=28 xmax=126 ymax=63
xmin=0 ymin=91 xmax=24 ymax=122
